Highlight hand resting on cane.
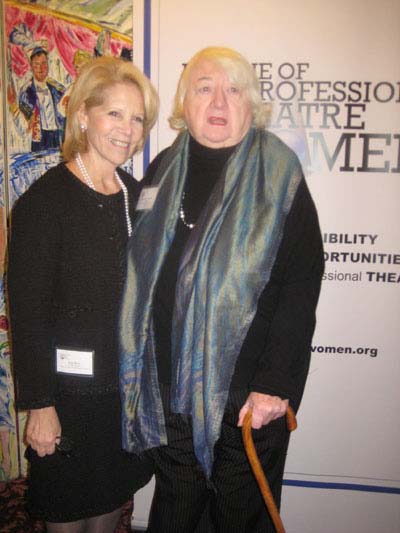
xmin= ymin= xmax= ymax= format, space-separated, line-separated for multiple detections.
xmin=237 ymin=392 xmax=289 ymax=429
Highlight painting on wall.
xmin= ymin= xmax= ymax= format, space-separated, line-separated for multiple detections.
xmin=5 ymin=0 xmax=133 ymax=202
xmin=0 ymin=0 xmax=133 ymax=481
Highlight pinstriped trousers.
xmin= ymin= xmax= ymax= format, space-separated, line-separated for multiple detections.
xmin=146 ymin=385 xmax=290 ymax=533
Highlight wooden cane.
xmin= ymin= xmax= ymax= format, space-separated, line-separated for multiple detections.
xmin=242 ymin=406 xmax=297 ymax=533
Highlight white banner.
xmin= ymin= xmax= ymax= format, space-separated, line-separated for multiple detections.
xmin=133 ymin=1 xmax=400 ymax=531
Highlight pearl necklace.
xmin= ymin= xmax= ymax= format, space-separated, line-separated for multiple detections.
xmin=179 ymin=192 xmax=195 ymax=229
xmin=75 ymin=153 xmax=132 ymax=237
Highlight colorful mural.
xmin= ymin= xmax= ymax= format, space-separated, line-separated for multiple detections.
xmin=0 ymin=0 xmax=133 ymax=481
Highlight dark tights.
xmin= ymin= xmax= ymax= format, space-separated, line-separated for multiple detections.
xmin=46 ymin=505 xmax=124 ymax=533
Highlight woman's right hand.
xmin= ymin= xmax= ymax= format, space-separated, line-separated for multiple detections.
xmin=26 ymin=406 xmax=62 ymax=457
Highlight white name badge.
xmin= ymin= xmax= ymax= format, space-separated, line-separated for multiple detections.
xmin=136 ymin=187 xmax=158 ymax=210
xmin=56 ymin=347 xmax=94 ymax=377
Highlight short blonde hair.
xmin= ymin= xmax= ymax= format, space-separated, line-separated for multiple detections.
xmin=62 ymin=56 xmax=159 ymax=161
xmin=169 ymin=46 xmax=270 ymax=131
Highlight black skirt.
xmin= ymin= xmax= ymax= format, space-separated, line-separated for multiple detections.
xmin=25 ymin=391 xmax=153 ymax=522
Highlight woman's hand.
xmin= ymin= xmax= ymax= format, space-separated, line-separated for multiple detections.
xmin=237 ymin=392 xmax=288 ymax=429
xmin=26 ymin=406 xmax=62 ymax=457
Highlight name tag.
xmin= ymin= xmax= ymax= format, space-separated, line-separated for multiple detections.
xmin=136 ymin=187 xmax=158 ymax=210
xmin=56 ymin=347 xmax=94 ymax=377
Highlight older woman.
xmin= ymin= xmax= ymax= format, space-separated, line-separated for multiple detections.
xmin=8 ymin=56 xmax=158 ymax=532
xmin=120 ymin=47 xmax=324 ymax=532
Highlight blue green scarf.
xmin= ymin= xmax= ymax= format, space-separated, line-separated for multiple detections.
xmin=119 ymin=127 xmax=302 ymax=477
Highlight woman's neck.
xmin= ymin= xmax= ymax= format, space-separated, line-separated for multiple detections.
xmin=67 ymin=154 xmax=121 ymax=195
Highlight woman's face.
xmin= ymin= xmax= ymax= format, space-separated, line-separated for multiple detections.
xmin=182 ymin=59 xmax=253 ymax=148
xmin=79 ymin=82 xmax=144 ymax=170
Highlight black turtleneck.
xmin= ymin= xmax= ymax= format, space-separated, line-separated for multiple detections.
xmin=179 ymin=136 xmax=237 ymax=226
xmin=143 ymin=136 xmax=237 ymax=383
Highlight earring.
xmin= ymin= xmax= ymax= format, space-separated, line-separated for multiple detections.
xmin=80 ymin=124 xmax=87 ymax=132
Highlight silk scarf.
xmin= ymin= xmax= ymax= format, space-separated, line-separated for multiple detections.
xmin=119 ymin=127 xmax=302 ymax=477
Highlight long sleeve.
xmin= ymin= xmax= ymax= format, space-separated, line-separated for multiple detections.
xmin=232 ymin=178 xmax=324 ymax=411
xmin=18 ymin=83 xmax=34 ymax=121
xmin=8 ymin=188 xmax=60 ymax=409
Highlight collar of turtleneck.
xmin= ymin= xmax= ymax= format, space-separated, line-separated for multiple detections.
xmin=189 ymin=134 xmax=238 ymax=165
xmin=182 ymin=136 xmax=238 ymax=225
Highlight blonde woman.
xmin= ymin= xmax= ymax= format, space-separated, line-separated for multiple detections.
xmin=8 ymin=56 xmax=158 ymax=532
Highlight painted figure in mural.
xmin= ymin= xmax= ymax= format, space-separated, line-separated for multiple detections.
xmin=58 ymin=49 xmax=92 ymax=118
xmin=94 ymin=29 xmax=111 ymax=57
xmin=119 ymin=46 xmax=324 ymax=532
xmin=18 ymin=43 xmax=66 ymax=152
xmin=8 ymin=56 xmax=159 ymax=532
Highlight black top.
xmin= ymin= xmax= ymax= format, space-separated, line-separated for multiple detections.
xmin=8 ymin=163 xmax=141 ymax=409
xmin=143 ymin=135 xmax=324 ymax=411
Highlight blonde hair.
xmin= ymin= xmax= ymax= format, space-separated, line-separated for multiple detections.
xmin=62 ymin=56 xmax=159 ymax=161
xmin=169 ymin=46 xmax=270 ymax=131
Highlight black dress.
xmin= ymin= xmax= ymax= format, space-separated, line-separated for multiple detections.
xmin=8 ymin=163 xmax=152 ymax=522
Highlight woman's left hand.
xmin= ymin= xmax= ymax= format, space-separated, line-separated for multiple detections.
xmin=237 ymin=392 xmax=288 ymax=429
